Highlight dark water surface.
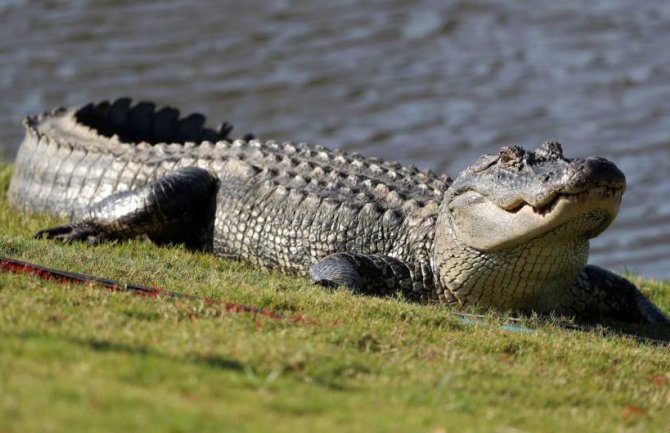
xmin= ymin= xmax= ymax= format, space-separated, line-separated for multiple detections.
xmin=1 ymin=0 xmax=669 ymax=278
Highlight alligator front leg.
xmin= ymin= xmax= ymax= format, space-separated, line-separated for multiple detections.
xmin=35 ymin=167 xmax=218 ymax=250
xmin=309 ymin=253 xmax=436 ymax=302
xmin=566 ymin=265 xmax=670 ymax=326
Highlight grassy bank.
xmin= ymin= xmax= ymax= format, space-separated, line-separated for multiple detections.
xmin=0 ymin=163 xmax=668 ymax=433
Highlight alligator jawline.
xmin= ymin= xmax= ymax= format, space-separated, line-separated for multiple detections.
xmin=503 ymin=186 xmax=623 ymax=216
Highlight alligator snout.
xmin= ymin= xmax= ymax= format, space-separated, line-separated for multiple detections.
xmin=569 ymin=157 xmax=626 ymax=191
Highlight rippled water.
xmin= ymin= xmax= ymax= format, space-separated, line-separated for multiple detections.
xmin=1 ymin=0 xmax=669 ymax=278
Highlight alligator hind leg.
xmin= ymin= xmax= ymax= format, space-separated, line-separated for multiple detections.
xmin=566 ymin=265 xmax=670 ymax=326
xmin=35 ymin=167 xmax=218 ymax=251
xmin=309 ymin=253 xmax=437 ymax=302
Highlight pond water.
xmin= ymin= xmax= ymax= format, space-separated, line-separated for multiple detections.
xmin=1 ymin=0 xmax=669 ymax=278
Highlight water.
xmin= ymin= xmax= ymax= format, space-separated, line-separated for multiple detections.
xmin=1 ymin=0 xmax=669 ymax=278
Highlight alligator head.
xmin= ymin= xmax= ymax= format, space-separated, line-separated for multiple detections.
xmin=433 ymin=141 xmax=626 ymax=310
xmin=444 ymin=141 xmax=625 ymax=250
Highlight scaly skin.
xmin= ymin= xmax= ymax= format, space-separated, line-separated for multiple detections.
xmin=8 ymin=98 xmax=670 ymax=325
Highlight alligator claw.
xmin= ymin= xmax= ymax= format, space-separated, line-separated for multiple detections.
xmin=35 ymin=224 xmax=102 ymax=244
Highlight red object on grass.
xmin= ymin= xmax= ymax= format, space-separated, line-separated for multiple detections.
xmin=0 ymin=255 xmax=312 ymax=324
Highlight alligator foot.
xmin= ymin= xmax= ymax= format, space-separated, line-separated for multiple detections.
xmin=35 ymin=223 xmax=103 ymax=244
xmin=34 ymin=167 xmax=218 ymax=250
xmin=567 ymin=265 xmax=670 ymax=326
xmin=310 ymin=253 xmax=435 ymax=301
xmin=310 ymin=253 xmax=364 ymax=291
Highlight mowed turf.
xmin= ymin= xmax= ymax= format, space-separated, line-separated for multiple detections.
xmin=0 ymin=164 xmax=668 ymax=433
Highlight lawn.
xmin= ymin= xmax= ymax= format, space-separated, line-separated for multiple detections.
xmin=0 ymin=163 xmax=668 ymax=433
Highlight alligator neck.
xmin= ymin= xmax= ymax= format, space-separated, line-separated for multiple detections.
xmin=433 ymin=214 xmax=589 ymax=312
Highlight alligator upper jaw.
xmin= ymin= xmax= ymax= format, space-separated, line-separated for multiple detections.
xmin=499 ymin=185 xmax=624 ymax=216
xmin=447 ymin=185 xmax=624 ymax=252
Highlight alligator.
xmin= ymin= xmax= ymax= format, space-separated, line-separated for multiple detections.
xmin=8 ymin=98 xmax=669 ymax=325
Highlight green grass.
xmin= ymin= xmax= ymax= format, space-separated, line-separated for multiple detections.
xmin=0 ymin=163 xmax=668 ymax=433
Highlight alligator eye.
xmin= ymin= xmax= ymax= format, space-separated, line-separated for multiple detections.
xmin=499 ymin=145 xmax=525 ymax=164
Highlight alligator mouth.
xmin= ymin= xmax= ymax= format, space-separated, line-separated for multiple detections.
xmin=447 ymin=184 xmax=625 ymax=251
xmin=501 ymin=186 xmax=624 ymax=216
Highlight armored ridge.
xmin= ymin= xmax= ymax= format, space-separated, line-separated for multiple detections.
xmin=8 ymin=98 xmax=670 ymax=325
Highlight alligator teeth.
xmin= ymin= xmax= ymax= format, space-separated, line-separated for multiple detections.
xmin=531 ymin=199 xmax=557 ymax=216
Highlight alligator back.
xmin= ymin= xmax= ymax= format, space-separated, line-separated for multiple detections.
xmin=9 ymin=99 xmax=450 ymax=220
